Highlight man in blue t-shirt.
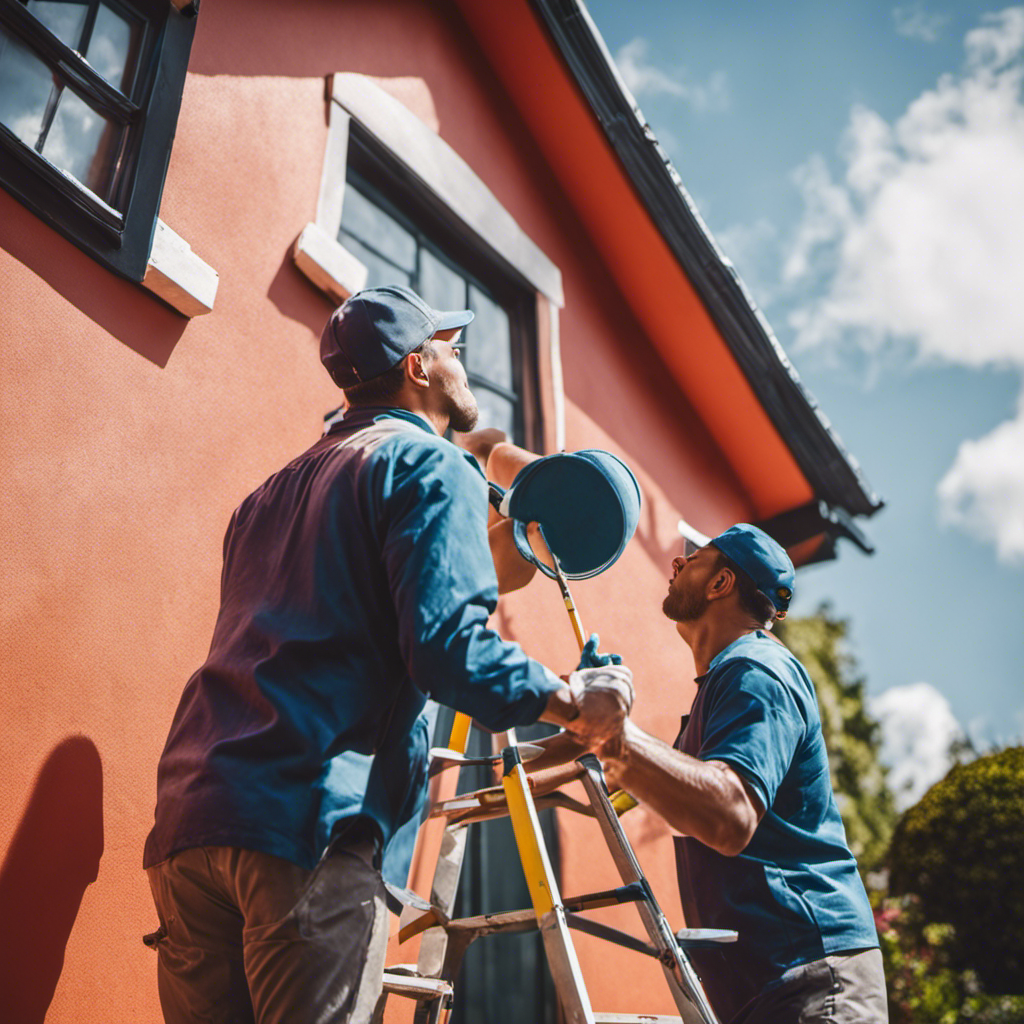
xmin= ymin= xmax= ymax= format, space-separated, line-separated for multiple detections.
xmin=143 ymin=285 xmax=633 ymax=1024
xmin=598 ymin=524 xmax=886 ymax=1024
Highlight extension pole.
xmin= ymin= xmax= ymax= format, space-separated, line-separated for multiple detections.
xmin=550 ymin=551 xmax=587 ymax=654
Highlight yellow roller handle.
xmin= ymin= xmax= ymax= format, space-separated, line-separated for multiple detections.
xmin=563 ymin=593 xmax=587 ymax=653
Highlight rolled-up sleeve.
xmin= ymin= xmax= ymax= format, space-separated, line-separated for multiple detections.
xmin=373 ymin=439 xmax=561 ymax=732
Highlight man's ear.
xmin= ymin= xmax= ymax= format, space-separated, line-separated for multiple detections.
xmin=708 ymin=568 xmax=734 ymax=601
xmin=406 ymin=351 xmax=430 ymax=389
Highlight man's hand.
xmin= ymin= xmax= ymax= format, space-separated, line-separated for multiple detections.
xmin=564 ymin=665 xmax=633 ymax=747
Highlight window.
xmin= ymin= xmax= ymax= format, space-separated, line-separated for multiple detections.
xmin=339 ymin=166 xmax=524 ymax=442
xmin=0 ymin=0 xmax=198 ymax=280
xmin=295 ymin=72 xmax=567 ymax=453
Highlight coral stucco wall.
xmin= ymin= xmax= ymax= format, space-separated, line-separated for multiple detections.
xmin=0 ymin=1 xmax=754 ymax=1020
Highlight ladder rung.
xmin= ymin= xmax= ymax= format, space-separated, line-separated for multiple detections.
xmin=430 ymin=786 xmax=595 ymax=824
xmin=675 ymin=927 xmax=738 ymax=948
xmin=594 ymin=1015 xmax=683 ymax=1023
xmin=381 ymin=970 xmax=453 ymax=999
xmin=446 ymin=906 xmax=537 ymax=936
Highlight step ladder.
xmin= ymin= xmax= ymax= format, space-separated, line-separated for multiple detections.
xmin=373 ymin=712 xmax=734 ymax=1024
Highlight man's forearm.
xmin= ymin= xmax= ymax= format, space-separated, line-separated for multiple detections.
xmin=539 ymin=685 xmax=579 ymax=729
xmin=604 ymin=721 xmax=761 ymax=856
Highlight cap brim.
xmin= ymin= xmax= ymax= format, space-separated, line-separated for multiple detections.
xmin=434 ymin=309 xmax=474 ymax=331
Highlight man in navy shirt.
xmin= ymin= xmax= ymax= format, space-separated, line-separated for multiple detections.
xmin=144 ymin=285 xmax=632 ymax=1024
xmin=598 ymin=524 xmax=886 ymax=1024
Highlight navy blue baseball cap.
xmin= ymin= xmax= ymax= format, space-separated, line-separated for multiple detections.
xmin=320 ymin=284 xmax=474 ymax=388
xmin=711 ymin=523 xmax=795 ymax=614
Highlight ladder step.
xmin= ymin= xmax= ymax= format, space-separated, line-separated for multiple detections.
xmin=430 ymin=785 xmax=594 ymax=824
xmin=675 ymin=927 xmax=738 ymax=948
xmin=381 ymin=970 xmax=453 ymax=1000
xmin=594 ymin=1015 xmax=683 ymax=1023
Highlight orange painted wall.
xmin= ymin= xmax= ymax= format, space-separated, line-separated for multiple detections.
xmin=1 ymin=1 xmax=757 ymax=1020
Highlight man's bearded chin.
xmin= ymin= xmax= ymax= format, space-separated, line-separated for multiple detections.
xmin=662 ymin=589 xmax=708 ymax=623
xmin=447 ymin=394 xmax=480 ymax=434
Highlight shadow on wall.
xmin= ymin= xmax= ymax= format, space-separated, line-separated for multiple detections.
xmin=0 ymin=736 xmax=104 ymax=1024
xmin=268 ymin=238 xmax=334 ymax=337
xmin=0 ymin=191 xmax=187 ymax=368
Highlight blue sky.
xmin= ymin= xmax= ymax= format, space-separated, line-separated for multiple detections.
xmin=585 ymin=0 xmax=1024 ymax=804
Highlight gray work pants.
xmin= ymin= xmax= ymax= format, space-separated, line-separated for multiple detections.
xmin=733 ymin=948 xmax=889 ymax=1024
xmin=145 ymin=841 xmax=388 ymax=1024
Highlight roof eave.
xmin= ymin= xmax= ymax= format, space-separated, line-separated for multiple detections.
xmin=529 ymin=0 xmax=883 ymax=523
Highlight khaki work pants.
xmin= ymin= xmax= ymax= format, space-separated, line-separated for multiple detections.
xmin=145 ymin=841 xmax=388 ymax=1024
xmin=733 ymin=948 xmax=889 ymax=1024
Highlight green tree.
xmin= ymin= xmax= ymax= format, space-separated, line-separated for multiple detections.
xmin=775 ymin=604 xmax=896 ymax=871
xmin=888 ymin=746 xmax=1024 ymax=994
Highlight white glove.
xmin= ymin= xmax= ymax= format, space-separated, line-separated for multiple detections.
xmin=568 ymin=665 xmax=634 ymax=713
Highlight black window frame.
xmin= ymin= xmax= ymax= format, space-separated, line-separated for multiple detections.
xmin=0 ymin=0 xmax=198 ymax=280
xmin=343 ymin=128 xmax=543 ymax=451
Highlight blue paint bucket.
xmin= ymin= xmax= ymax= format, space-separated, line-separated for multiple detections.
xmin=501 ymin=450 xmax=642 ymax=580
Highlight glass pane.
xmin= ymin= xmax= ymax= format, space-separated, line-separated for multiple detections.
xmin=339 ymin=231 xmax=412 ymax=291
xmin=86 ymin=2 xmax=142 ymax=93
xmin=26 ymin=1 xmax=89 ymax=51
xmin=466 ymin=285 xmax=513 ymax=391
xmin=470 ymin=386 xmax=515 ymax=439
xmin=419 ymin=247 xmax=466 ymax=314
xmin=0 ymin=27 xmax=59 ymax=149
xmin=41 ymin=87 xmax=121 ymax=197
xmin=339 ymin=183 xmax=417 ymax=273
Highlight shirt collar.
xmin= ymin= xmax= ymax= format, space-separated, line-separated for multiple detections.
xmin=329 ymin=406 xmax=437 ymax=436
xmin=694 ymin=629 xmax=771 ymax=686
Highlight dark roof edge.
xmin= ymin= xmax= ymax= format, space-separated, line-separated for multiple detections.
xmin=530 ymin=0 xmax=884 ymax=519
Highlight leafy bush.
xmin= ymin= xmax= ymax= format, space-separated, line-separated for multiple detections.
xmin=889 ymin=746 xmax=1024 ymax=994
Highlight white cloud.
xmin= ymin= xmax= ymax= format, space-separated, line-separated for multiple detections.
xmin=786 ymin=7 xmax=1024 ymax=563
xmin=870 ymin=682 xmax=964 ymax=809
xmin=893 ymin=3 xmax=950 ymax=43
xmin=938 ymin=398 xmax=1024 ymax=562
xmin=614 ymin=38 xmax=729 ymax=113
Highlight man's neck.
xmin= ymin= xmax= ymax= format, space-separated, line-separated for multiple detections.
xmin=349 ymin=397 xmax=447 ymax=436
xmin=676 ymin=616 xmax=763 ymax=677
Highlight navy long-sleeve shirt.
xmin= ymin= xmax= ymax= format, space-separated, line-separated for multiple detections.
xmin=144 ymin=407 xmax=561 ymax=872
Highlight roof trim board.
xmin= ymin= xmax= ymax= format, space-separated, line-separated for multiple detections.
xmin=529 ymin=0 xmax=882 ymax=520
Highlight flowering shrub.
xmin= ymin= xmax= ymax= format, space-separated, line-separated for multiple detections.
xmin=878 ymin=746 xmax=1024 ymax=1022
xmin=888 ymin=747 xmax=1024 ymax=993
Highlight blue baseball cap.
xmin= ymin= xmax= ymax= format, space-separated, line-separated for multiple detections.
xmin=320 ymin=284 xmax=474 ymax=388
xmin=711 ymin=523 xmax=795 ymax=613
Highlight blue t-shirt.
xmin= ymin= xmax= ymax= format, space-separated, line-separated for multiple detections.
xmin=144 ymin=408 xmax=561 ymax=877
xmin=673 ymin=631 xmax=877 ymax=1021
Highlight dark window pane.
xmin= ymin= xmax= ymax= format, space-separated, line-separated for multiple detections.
xmin=0 ymin=27 xmax=58 ymax=149
xmin=419 ymin=247 xmax=466 ymax=313
xmin=42 ymin=87 xmax=121 ymax=197
xmin=340 ymin=183 xmax=416 ymax=273
xmin=467 ymin=285 xmax=512 ymax=391
xmin=339 ymin=232 xmax=412 ymax=291
xmin=86 ymin=3 xmax=143 ymax=93
xmin=471 ymin=386 xmax=514 ymax=438
xmin=26 ymin=1 xmax=89 ymax=50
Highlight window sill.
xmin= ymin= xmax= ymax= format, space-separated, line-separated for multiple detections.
xmin=293 ymin=221 xmax=368 ymax=303
xmin=141 ymin=219 xmax=218 ymax=317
